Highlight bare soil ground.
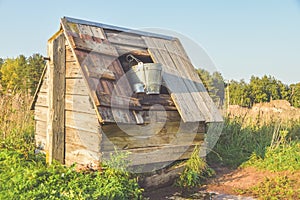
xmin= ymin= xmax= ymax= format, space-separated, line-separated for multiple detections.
xmin=145 ymin=166 xmax=300 ymax=199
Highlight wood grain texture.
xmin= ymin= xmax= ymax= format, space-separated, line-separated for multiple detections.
xmin=65 ymin=110 xmax=100 ymax=134
xmin=105 ymin=31 xmax=147 ymax=48
xmin=143 ymin=36 xmax=205 ymax=122
xmin=47 ymin=33 xmax=66 ymax=164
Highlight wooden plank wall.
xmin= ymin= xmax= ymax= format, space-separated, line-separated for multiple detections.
xmin=64 ymin=45 xmax=101 ymax=166
xmin=34 ymin=67 xmax=49 ymax=150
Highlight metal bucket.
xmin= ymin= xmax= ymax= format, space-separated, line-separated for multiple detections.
xmin=127 ymin=62 xmax=163 ymax=94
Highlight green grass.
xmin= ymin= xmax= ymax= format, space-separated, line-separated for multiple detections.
xmin=0 ymin=93 xmax=143 ymax=200
xmin=239 ymin=175 xmax=300 ymax=199
xmin=207 ymin=117 xmax=300 ymax=199
xmin=207 ymin=118 xmax=300 ymax=169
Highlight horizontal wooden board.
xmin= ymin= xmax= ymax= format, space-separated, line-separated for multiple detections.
xmin=102 ymin=144 xmax=203 ymax=166
xmin=35 ymin=92 xmax=48 ymax=107
xmin=65 ymin=110 xmax=100 ymax=134
xmin=105 ymin=31 xmax=147 ymax=48
xmin=97 ymin=106 xmax=139 ymax=124
xmin=35 ymin=134 xmax=46 ymax=149
xmin=114 ymin=45 xmax=149 ymax=57
xmin=65 ymin=127 xmax=101 ymax=151
xmin=34 ymin=106 xmax=48 ymax=121
xmin=70 ymin=36 xmax=119 ymax=57
xmin=35 ymin=120 xmax=47 ymax=137
xmin=84 ymin=64 xmax=115 ymax=80
xmin=65 ymin=78 xmax=88 ymax=95
xmin=102 ymin=132 xmax=204 ymax=151
xmin=65 ymin=94 xmax=96 ymax=114
xmin=65 ymin=142 xmax=101 ymax=166
xmin=66 ymin=46 xmax=77 ymax=62
xmin=66 ymin=61 xmax=82 ymax=78
xmin=96 ymin=92 xmax=141 ymax=110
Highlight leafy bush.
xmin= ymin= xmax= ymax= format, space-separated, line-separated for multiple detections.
xmin=0 ymin=148 xmax=143 ymax=199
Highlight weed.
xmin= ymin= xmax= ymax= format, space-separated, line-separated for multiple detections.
xmin=177 ymin=146 xmax=214 ymax=188
xmin=239 ymin=175 xmax=299 ymax=199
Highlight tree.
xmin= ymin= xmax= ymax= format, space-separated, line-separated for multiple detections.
xmin=26 ymin=54 xmax=45 ymax=94
xmin=0 ymin=54 xmax=45 ymax=95
xmin=197 ymin=69 xmax=225 ymax=108
xmin=290 ymin=83 xmax=300 ymax=108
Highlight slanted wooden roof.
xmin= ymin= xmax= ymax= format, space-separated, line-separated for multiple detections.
xmin=35 ymin=17 xmax=222 ymax=123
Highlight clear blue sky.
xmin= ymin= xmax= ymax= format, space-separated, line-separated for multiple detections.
xmin=0 ymin=0 xmax=299 ymax=84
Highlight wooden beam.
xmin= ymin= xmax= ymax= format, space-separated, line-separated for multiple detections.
xmin=47 ymin=33 xmax=66 ymax=164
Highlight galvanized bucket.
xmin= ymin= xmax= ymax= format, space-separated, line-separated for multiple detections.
xmin=127 ymin=62 xmax=163 ymax=94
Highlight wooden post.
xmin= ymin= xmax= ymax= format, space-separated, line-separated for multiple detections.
xmin=46 ymin=32 xmax=66 ymax=164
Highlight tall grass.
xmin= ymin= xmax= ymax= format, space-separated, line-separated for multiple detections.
xmin=207 ymin=116 xmax=300 ymax=168
xmin=0 ymin=93 xmax=34 ymax=154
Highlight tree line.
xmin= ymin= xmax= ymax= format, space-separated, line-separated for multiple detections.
xmin=0 ymin=54 xmax=45 ymax=95
xmin=197 ymin=69 xmax=300 ymax=108
xmin=0 ymin=54 xmax=299 ymax=108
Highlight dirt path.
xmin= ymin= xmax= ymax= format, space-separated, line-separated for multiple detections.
xmin=144 ymin=166 xmax=300 ymax=199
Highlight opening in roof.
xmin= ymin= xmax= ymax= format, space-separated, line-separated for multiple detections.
xmin=118 ymin=53 xmax=169 ymax=95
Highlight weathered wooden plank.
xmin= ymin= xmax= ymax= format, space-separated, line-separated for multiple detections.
xmin=102 ymin=144 xmax=202 ymax=166
xmin=65 ymin=127 xmax=101 ymax=151
xmin=97 ymin=106 xmax=137 ymax=124
xmin=34 ymin=106 xmax=48 ymax=121
xmin=65 ymin=94 xmax=95 ymax=114
xmin=96 ymin=92 xmax=141 ymax=110
xmin=105 ymin=31 xmax=147 ymax=48
xmin=47 ymin=33 xmax=66 ymax=164
xmin=83 ymin=64 xmax=115 ymax=80
xmin=65 ymin=110 xmax=100 ymax=134
xmin=36 ymin=121 xmax=47 ymax=149
xmin=70 ymin=36 xmax=119 ymax=57
xmin=114 ymin=44 xmax=149 ymax=57
xmin=35 ymin=92 xmax=48 ymax=107
xmin=66 ymin=46 xmax=76 ymax=62
xmin=143 ymin=36 xmax=206 ymax=122
xmin=66 ymin=61 xmax=82 ymax=78
xmin=35 ymin=134 xmax=46 ymax=150
xmin=39 ymin=70 xmax=48 ymax=93
xmin=172 ymin=39 xmax=223 ymax=122
xmin=35 ymin=120 xmax=47 ymax=137
xmin=101 ymin=129 xmax=204 ymax=151
xmin=65 ymin=143 xmax=100 ymax=166
xmin=65 ymin=78 xmax=88 ymax=95
xmin=77 ymin=24 xmax=93 ymax=37
xmin=89 ymin=26 xmax=106 ymax=39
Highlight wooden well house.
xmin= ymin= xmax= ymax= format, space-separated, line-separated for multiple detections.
xmin=31 ymin=17 xmax=223 ymax=169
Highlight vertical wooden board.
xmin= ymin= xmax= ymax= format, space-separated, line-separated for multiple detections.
xmin=47 ymin=33 xmax=66 ymax=164
xmin=78 ymin=24 xmax=93 ymax=36
xmin=90 ymin=26 xmax=106 ymax=39
xmin=170 ymin=40 xmax=223 ymax=122
xmin=163 ymin=41 xmax=212 ymax=122
xmin=143 ymin=36 xmax=205 ymax=122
